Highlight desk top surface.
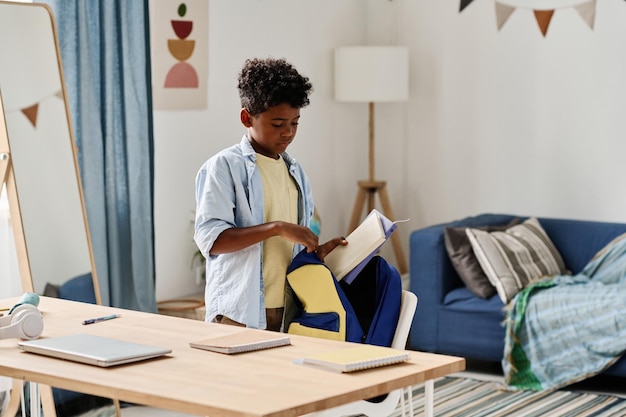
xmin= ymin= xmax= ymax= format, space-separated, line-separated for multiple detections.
xmin=0 ymin=296 xmax=464 ymax=417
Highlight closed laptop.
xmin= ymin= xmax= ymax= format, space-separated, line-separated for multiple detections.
xmin=18 ymin=334 xmax=172 ymax=367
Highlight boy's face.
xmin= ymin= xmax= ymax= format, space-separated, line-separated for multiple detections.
xmin=241 ymin=103 xmax=300 ymax=159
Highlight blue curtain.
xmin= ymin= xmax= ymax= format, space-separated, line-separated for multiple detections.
xmin=45 ymin=0 xmax=157 ymax=312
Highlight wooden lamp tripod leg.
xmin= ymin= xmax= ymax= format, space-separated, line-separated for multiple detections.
xmin=348 ymin=186 xmax=369 ymax=234
xmin=377 ymin=184 xmax=408 ymax=275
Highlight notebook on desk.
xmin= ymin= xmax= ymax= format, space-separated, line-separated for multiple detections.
xmin=190 ymin=330 xmax=291 ymax=354
xmin=18 ymin=334 xmax=172 ymax=367
xmin=295 ymin=344 xmax=410 ymax=373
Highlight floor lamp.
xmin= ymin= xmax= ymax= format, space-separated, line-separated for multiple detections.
xmin=334 ymin=46 xmax=409 ymax=275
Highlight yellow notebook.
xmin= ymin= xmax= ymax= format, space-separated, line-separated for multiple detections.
xmin=296 ymin=344 xmax=410 ymax=373
xmin=190 ymin=330 xmax=291 ymax=354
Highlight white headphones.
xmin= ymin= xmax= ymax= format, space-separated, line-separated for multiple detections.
xmin=0 ymin=304 xmax=44 ymax=340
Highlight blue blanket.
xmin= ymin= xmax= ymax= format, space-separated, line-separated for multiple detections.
xmin=503 ymin=233 xmax=626 ymax=391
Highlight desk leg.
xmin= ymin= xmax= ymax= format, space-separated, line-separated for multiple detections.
xmin=40 ymin=384 xmax=57 ymax=417
xmin=0 ymin=379 xmax=21 ymax=417
xmin=406 ymin=387 xmax=414 ymax=417
xmin=29 ymin=383 xmax=40 ymax=417
xmin=114 ymin=399 xmax=122 ymax=417
xmin=17 ymin=383 xmax=55 ymax=417
xmin=424 ymin=379 xmax=434 ymax=417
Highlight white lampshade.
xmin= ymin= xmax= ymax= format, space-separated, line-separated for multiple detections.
xmin=334 ymin=46 xmax=409 ymax=103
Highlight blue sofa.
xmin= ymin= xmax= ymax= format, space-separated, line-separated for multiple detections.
xmin=408 ymin=213 xmax=626 ymax=377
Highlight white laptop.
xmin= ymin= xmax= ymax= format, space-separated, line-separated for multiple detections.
xmin=18 ymin=334 xmax=172 ymax=367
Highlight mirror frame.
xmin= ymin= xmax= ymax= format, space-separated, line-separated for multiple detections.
xmin=0 ymin=1 xmax=101 ymax=305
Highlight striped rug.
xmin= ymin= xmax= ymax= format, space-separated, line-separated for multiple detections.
xmin=392 ymin=377 xmax=626 ymax=417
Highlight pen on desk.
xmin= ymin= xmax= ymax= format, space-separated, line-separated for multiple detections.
xmin=82 ymin=314 xmax=121 ymax=325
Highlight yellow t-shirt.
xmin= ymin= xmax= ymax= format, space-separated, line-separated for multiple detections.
xmin=256 ymin=154 xmax=298 ymax=308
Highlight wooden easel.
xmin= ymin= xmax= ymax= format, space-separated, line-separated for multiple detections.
xmin=347 ymin=103 xmax=407 ymax=275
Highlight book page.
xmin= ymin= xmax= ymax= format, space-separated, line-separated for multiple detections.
xmin=324 ymin=210 xmax=386 ymax=280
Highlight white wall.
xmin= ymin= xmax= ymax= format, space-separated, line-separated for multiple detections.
xmin=154 ymin=0 xmax=626 ymax=300
xmin=400 ymin=0 xmax=626 ymax=228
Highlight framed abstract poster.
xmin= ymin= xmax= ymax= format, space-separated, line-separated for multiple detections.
xmin=150 ymin=0 xmax=208 ymax=110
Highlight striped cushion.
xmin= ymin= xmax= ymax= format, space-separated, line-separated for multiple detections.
xmin=466 ymin=217 xmax=567 ymax=304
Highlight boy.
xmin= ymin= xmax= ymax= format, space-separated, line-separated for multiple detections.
xmin=194 ymin=57 xmax=346 ymax=331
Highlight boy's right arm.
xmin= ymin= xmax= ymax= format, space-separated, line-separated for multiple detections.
xmin=210 ymin=221 xmax=320 ymax=255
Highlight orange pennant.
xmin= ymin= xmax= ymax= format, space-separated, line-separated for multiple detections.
xmin=534 ymin=10 xmax=555 ymax=37
xmin=21 ymin=103 xmax=39 ymax=128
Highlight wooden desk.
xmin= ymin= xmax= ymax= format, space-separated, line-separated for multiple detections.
xmin=0 ymin=297 xmax=464 ymax=417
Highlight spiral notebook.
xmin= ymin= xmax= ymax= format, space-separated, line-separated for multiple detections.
xmin=189 ymin=330 xmax=291 ymax=354
xmin=295 ymin=344 xmax=410 ymax=373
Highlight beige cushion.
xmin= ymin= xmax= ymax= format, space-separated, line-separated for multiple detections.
xmin=466 ymin=217 xmax=567 ymax=304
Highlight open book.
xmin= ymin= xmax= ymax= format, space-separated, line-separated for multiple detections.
xmin=189 ymin=330 xmax=291 ymax=354
xmin=324 ymin=209 xmax=401 ymax=284
xmin=295 ymin=344 xmax=410 ymax=373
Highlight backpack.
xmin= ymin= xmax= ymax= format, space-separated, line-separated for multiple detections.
xmin=283 ymin=250 xmax=402 ymax=347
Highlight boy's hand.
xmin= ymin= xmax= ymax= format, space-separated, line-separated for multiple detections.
xmin=279 ymin=222 xmax=319 ymax=253
xmin=315 ymin=237 xmax=348 ymax=262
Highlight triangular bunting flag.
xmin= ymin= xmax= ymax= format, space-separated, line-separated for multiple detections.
xmin=574 ymin=0 xmax=596 ymax=30
xmin=495 ymin=3 xmax=516 ymax=31
xmin=460 ymin=0 xmax=476 ymax=12
xmin=534 ymin=10 xmax=555 ymax=37
xmin=21 ymin=103 xmax=39 ymax=128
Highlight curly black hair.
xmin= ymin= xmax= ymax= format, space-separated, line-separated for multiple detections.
xmin=237 ymin=57 xmax=313 ymax=116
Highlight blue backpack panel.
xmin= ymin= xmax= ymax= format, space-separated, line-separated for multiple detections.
xmin=284 ymin=250 xmax=402 ymax=347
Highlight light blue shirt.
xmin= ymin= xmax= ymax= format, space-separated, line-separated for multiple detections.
xmin=194 ymin=136 xmax=314 ymax=329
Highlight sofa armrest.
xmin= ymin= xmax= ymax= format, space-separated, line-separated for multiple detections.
xmin=408 ymin=213 xmax=519 ymax=352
